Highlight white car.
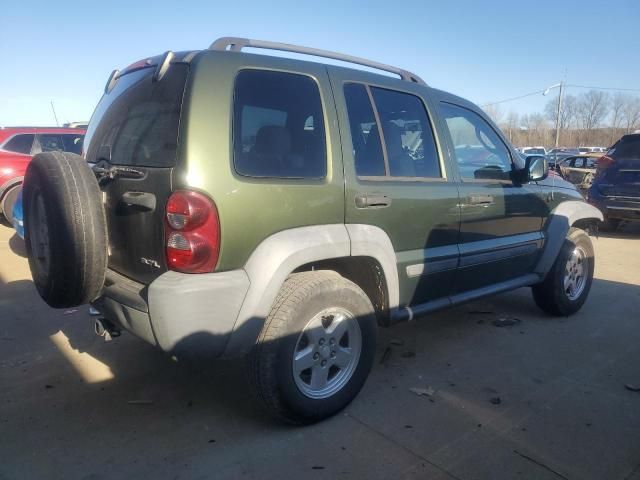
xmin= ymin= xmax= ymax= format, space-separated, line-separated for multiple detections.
xmin=521 ymin=146 xmax=547 ymax=156
xmin=578 ymin=146 xmax=607 ymax=154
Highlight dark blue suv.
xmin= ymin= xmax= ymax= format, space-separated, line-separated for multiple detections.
xmin=588 ymin=133 xmax=640 ymax=231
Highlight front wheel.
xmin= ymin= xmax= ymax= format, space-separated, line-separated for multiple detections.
xmin=247 ymin=271 xmax=377 ymax=424
xmin=532 ymin=227 xmax=594 ymax=316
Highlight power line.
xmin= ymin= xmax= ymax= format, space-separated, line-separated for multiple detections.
xmin=481 ymin=89 xmax=546 ymax=107
xmin=481 ymin=84 xmax=640 ymax=107
xmin=566 ymin=84 xmax=640 ymax=92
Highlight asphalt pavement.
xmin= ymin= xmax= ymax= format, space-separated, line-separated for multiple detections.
xmin=1 ymin=222 xmax=639 ymax=480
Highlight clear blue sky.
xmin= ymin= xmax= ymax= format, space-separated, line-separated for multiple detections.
xmin=1 ymin=0 xmax=638 ymax=126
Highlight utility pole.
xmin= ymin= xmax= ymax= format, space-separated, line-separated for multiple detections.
xmin=554 ymin=82 xmax=564 ymax=148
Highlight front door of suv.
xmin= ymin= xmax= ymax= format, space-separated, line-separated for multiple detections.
xmin=436 ymin=101 xmax=546 ymax=294
xmin=329 ymin=68 xmax=460 ymax=308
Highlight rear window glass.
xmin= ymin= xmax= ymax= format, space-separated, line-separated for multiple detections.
xmin=2 ymin=134 xmax=34 ymax=154
xmin=609 ymin=135 xmax=640 ymax=160
xmin=233 ymin=70 xmax=326 ymax=178
xmin=84 ymin=64 xmax=188 ymax=167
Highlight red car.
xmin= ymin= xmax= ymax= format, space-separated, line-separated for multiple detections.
xmin=0 ymin=127 xmax=85 ymax=223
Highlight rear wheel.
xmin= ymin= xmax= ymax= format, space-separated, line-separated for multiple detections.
xmin=532 ymin=227 xmax=594 ymax=316
xmin=23 ymin=152 xmax=107 ymax=308
xmin=1 ymin=184 xmax=20 ymax=225
xmin=248 ymin=271 xmax=377 ymax=424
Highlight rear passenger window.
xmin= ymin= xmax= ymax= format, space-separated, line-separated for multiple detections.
xmin=343 ymin=83 xmax=385 ymax=176
xmin=2 ymin=134 xmax=34 ymax=154
xmin=371 ymin=87 xmax=441 ymax=178
xmin=343 ymin=83 xmax=441 ymax=178
xmin=233 ymin=70 xmax=326 ymax=178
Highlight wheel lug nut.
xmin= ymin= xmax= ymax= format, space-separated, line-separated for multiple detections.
xmin=331 ymin=351 xmax=336 ymax=358
xmin=313 ymin=353 xmax=319 ymax=360
xmin=321 ymin=360 xmax=327 ymax=367
xmin=330 ymin=338 xmax=335 ymax=345
xmin=319 ymin=338 xmax=325 ymax=346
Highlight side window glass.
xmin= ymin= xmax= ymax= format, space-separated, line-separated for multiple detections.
xmin=38 ymin=134 xmax=64 ymax=152
xmin=233 ymin=70 xmax=326 ymax=178
xmin=370 ymin=87 xmax=441 ymax=178
xmin=440 ymin=103 xmax=512 ymax=181
xmin=343 ymin=83 xmax=385 ymax=176
xmin=61 ymin=134 xmax=84 ymax=155
xmin=2 ymin=134 xmax=34 ymax=154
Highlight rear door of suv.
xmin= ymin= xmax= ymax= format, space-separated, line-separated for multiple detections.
xmin=83 ymin=62 xmax=190 ymax=285
xmin=329 ymin=67 xmax=461 ymax=307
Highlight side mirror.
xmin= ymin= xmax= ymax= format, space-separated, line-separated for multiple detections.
xmin=524 ymin=155 xmax=548 ymax=182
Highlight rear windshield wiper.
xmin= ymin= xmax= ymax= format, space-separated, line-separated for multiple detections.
xmin=93 ymin=165 xmax=145 ymax=184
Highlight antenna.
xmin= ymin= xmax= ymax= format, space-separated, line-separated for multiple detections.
xmin=50 ymin=100 xmax=60 ymax=127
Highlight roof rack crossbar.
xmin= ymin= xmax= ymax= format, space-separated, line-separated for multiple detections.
xmin=209 ymin=37 xmax=426 ymax=85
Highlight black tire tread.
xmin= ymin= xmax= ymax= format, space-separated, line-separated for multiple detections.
xmin=24 ymin=152 xmax=107 ymax=308
xmin=532 ymin=227 xmax=594 ymax=316
xmin=247 ymin=271 xmax=374 ymax=424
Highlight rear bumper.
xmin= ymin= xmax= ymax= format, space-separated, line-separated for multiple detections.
xmin=589 ymin=195 xmax=640 ymax=221
xmin=94 ymin=268 xmax=250 ymax=358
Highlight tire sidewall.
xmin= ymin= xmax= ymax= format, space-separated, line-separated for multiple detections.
xmin=24 ymin=168 xmax=59 ymax=300
xmin=271 ymin=278 xmax=377 ymax=422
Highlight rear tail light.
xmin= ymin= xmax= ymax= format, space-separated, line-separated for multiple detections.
xmin=596 ymin=155 xmax=614 ymax=174
xmin=165 ymin=190 xmax=220 ymax=273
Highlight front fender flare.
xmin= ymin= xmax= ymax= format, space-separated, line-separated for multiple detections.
xmin=535 ymin=200 xmax=603 ymax=275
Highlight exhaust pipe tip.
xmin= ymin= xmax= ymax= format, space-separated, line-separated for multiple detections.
xmin=94 ymin=318 xmax=121 ymax=341
xmin=94 ymin=318 xmax=107 ymax=337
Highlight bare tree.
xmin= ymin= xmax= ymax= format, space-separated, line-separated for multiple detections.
xmin=576 ymin=90 xmax=609 ymax=144
xmin=503 ymin=111 xmax=519 ymax=143
xmin=544 ymin=93 xmax=574 ymax=130
xmin=483 ymin=104 xmax=503 ymax=125
xmin=609 ymin=93 xmax=627 ymax=143
xmin=622 ymin=96 xmax=640 ymax=133
xmin=543 ymin=94 xmax=578 ymax=146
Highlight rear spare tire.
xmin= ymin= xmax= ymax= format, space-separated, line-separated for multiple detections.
xmin=23 ymin=152 xmax=107 ymax=308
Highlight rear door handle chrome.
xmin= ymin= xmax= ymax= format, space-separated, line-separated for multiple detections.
xmin=467 ymin=194 xmax=494 ymax=206
xmin=355 ymin=193 xmax=392 ymax=209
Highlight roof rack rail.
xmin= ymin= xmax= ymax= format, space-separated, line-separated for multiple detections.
xmin=209 ymin=37 xmax=426 ymax=85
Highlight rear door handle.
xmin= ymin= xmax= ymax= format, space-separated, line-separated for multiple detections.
xmin=120 ymin=191 xmax=156 ymax=211
xmin=355 ymin=193 xmax=392 ymax=209
xmin=467 ymin=194 xmax=494 ymax=205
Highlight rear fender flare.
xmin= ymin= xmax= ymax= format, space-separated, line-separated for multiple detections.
xmin=223 ymin=224 xmax=399 ymax=356
xmin=535 ymin=200 xmax=603 ymax=275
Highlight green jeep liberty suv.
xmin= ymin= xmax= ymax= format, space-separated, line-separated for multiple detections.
xmin=23 ymin=37 xmax=603 ymax=424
